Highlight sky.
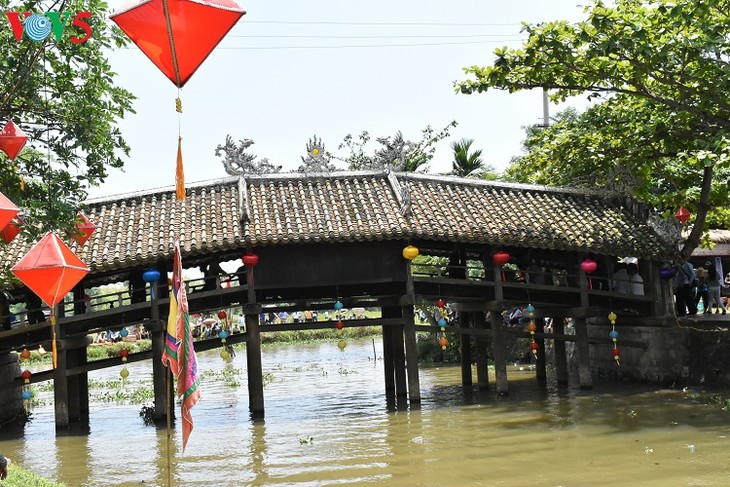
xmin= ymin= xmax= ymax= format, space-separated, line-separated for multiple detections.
xmin=89 ymin=0 xmax=591 ymax=199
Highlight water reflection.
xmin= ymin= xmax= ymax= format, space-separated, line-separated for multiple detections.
xmin=1 ymin=339 xmax=730 ymax=486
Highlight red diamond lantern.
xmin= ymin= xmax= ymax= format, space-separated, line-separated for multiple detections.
xmin=1 ymin=216 xmax=23 ymax=244
xmin=12 ymin=232 xmax=90 ymax=308
xmin=674 ymin=207 xmax=690 ymax=223
xmin=0 ymin=191 xmax=19 ymax=233
xmin=0 ymin=120 xmax=28 ymax=160
xmin=72 ymin=212 xmax=97 ymax=246
xmin=110 ymin=0 xmax=246 ymax=88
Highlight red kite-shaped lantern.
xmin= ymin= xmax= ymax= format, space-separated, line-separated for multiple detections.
xmin=110 ymin=0 xmax=246 ymax=89
xmin=0 ymin=120 xmax=28 ymax=160
xmin=110 ymin=0 xmax=245 ymax=201
xmin=1 ymin=216 xmax=23 ymax=244
xmin=72 ymin=212 xmax=97 ymax=246
xmin=674 ymin=207 xmax=690 ymax=223
xmin=0 ymin=191 xmax=19 ymax=232
xmin=12 ymin=233 xmax=89 ymax=368
xmin=12 ymin=232 xmax=90 ymax=308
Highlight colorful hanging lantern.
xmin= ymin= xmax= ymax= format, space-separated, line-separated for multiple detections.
xmin=20 ymin=369 xmax=32 ymax=406
xmin=581 ymin=258 xmax=597 ymax=289
xmin=143 ymin=268 xmax=161 ymax=300
xmin=493 ymin=251 xmax=510 ymax=281
xmin=493 ymin=251 xmax=510 ymax=266
xmin=12 ymin=232 xmax=90 ymax=368
xmin=674 ymin=207 xmax=691 ymax=223
xmin=435 ymin=298 xmax=446 ymax=309
xmin=334 ymin=300 xmax=344 ymax=311
xmin=111 ymin=0 xmax=245 ymax=89
xmin=439 ymin=336 xmax=449 ymax=350
xmin=242 ymin=252 xmax=259 ymax=267
xmin=659 ymin=267 xmax=675 ymax=280
xmin=72 ymin=212 xmax=97 ymax=246
xmin=0 ymin=191 xmax=20 ymax=233
xmin=19 ymin=348 xmax=31 ymax=360
xmin=120 ymin=348 xmax=129 ymax=362
xmin=120 ymin=328 xmax=129 ymax=338
xmin=120 ymin=367 xmax=130 ymax=380
xmin=337 ymin=339 xmax=347 ymax=351
xmin=402 ymin=244 xmax=419 ymax=260
xmin=526 ymin=303 xmax=538 ymax=359
xmin=608 ymin=311 xmax=620 ymax=365
xmin=335 ymin=320 xmax=344 ymax=330
xmin=1 ymin=216 xmax=23 ymax=244
xmin=218 ymin=310 xmax=227 ymax=320
xmin=220 ymin=348 xmax=230 ymax=361
xmin=0 ymin=120 xmax=28 ymax=160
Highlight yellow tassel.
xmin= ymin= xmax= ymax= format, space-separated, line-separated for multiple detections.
xmin=175 ymin=97 xmax=182 ymax=113
xmin=176 ymin=137 xmax=185 ymax=201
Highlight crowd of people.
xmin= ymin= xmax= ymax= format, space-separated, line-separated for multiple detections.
xmin=673 ymin=257 xmax=728 ymax=316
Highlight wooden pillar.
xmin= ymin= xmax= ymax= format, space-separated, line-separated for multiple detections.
xmin=459 ymin=312 xmax=472 ymax=387
xmin=392 ymin=321 xmax=407 ymax=400
xmin=66 ymin=347 xmax=89 ymax=421
xmin=381 ymin=307 xmax=397 ymax=403
xmin=402 ymin=257 xmax=420 ymax=404
xmin=149 ymin=283 xmax=172 ymax=422
xmin=577 ymin=267 xmax=593 ymax=389
xmin=535 ymin=317 xmax=547 ymax=383
xmin=54 ymin=320 xmax=69 ymax=429
xmin=473 ymin=311 xmax=490 ymax=390
xmin=552 ymin=318 xmax=569 ymax=385
xmin=246 ymin=265 xmax=265 ymax=418
xmin=491 ymin=262 xmax=508 ymax=394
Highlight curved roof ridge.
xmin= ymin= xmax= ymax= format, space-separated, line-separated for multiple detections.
xmin=86 ymin=175 xmax=239 ymax=204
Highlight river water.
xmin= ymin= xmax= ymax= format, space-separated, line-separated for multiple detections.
xmin=1 ymin=338 xmax=730 ymax=486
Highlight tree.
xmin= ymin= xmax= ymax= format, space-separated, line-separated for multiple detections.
xmin=215 ymin=135 xmax=282 ymax=175
xmin=0 ymin=0 xmax=135 ymax=236
xmin=335 ymin=122 xmax=457 ymax=172
xmin=458 ymin=0 xmax=730 ymax=256
xmin=450 ymin=138 xmax=489 ymax=178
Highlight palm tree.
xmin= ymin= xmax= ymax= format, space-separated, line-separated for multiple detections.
xmin=450 ymin=138 xmax=485 ymax=178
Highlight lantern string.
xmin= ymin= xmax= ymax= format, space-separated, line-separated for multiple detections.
xmin=51 ymin=310 xmax=57 ymax=369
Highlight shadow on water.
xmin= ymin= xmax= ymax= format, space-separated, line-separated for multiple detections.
xmin=2 ymin=339 xmax=730 ymax=486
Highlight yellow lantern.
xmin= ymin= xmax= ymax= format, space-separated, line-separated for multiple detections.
xmin=402 ymin=245 xmax=419 ymax=260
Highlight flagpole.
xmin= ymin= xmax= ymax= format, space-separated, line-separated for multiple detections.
xmin=166 ymin=366 xmax=173 ymax=487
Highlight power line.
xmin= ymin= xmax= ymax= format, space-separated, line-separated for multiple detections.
xmin=215 ymin=40 xmax=525 ymax=50
xmin=241 ymin=20 xmax=520 ymax=27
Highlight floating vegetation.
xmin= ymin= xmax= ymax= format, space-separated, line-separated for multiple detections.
xmin=139 ymin=404 xmax=156 ymax=426
xmin=298 ymin=435 xmax=314 ymax=444
xmin=338 ymin=367 xmax=357 ymax=375
xmin=263 ymin=372 xmax=275 ymax=387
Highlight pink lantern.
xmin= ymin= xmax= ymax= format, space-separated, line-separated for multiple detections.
xmin=0 ymin=120 xmax=28 ymax=160
xmin=580 ymin=259 xmax=597 ymax=274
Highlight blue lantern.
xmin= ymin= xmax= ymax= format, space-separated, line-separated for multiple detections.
xmin=438 ymin=318 xmax=447 ymax=327
xmin=22 ymin=390 xmax=32 ymax=400
xmin=334 ymin=301 xmax=344 ymax=311
xmin=609 ymin=330 xmax=619 ymax=340
xmin=143 ymin=269 xmax=161 ymax=299
xmin=218 ymin=330 xmax=229 ymax=340
xmin=120 ymin=328 xmax=129 ymax=338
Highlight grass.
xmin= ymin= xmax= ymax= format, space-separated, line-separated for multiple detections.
xmin=3 ymin=463 xmax=65 ymax=487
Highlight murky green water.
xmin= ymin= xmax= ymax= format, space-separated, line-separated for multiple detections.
xmin=2 ymin=339 xmax=730 ymax=486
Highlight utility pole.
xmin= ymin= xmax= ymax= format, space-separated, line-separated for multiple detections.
xmin=542 ymin=88 xmax=550 ymax=128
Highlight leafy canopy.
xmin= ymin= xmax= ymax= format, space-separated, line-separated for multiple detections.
xmin=0 ymin=0 xmax=135 ymax=240
xmin=459 ymin=0 xmax=730 ymax=255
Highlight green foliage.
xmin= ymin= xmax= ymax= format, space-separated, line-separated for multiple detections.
xmin=459 ymin=0 xmax=730 ymax=252
xmin=4 ymin=464 xmax=65 ymax=487
xmin=0 ymin=0 xmax=135 ymax=284
xmin=450 ymin=138 xmax=493 ymax=178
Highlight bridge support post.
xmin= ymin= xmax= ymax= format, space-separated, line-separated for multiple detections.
xmin=149 ymin=288 xmax=172 ymax=422
xmin=402 ymin=303 xmax=421 ymax=405
xmin=392 ymin=319 xmax=407 ymax=402
xmin=53 ymin=317 xmax=70 ymax=429
xmin=552 ymin=318 xmax=569 ymax=385
xmin=381 ymin=307 xmax=398 ymax=404
xmin=490 ymin=311 xmax=508 ymax=395
xmin=459 ymin=312 xmax=472 ymax=388
xmin=473 ymin=312 xmax=490 ymax=391
xmin=246 ymin=264 xmax=265 ymax=419
xmin=66 ymin=346 xmax=88 ymax=421
xmin=574 ymin=317 xmax=593 ymax=389
xmin=536 ymin=318 xmax=547 ymax=384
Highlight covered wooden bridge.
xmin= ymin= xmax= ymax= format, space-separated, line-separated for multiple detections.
xmin=0 ymin=171 xmax=688 ymax=428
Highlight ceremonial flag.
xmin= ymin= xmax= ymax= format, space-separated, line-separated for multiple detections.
xmin=164 ymin=240 xmax=201 ymax=452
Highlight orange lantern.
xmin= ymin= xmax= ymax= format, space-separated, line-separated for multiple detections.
xmin=72 ymin=212 xmax=97 ymax=246
xmin=0 ymin=191 xmax=19 ymax=233
xmin=110 ymin=0 xmax=246 ymax=88
xmin=1 ymin=216 xmax=23 ymax=244
xmin=12 ymin=232 xmax=90 ymax=308
xmin=0 ymin=120 xmax=28 ymax=160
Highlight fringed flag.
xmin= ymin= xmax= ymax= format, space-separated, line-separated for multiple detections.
xmin=164 ymin=240 xmax=201 ymax=452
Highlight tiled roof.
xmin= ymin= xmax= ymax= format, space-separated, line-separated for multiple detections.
xmin=1 ymin=171 xmax=670 ymax=274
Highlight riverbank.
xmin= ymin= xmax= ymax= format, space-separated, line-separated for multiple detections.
xmin=3 ymin=462 xmax=64 ymax=486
